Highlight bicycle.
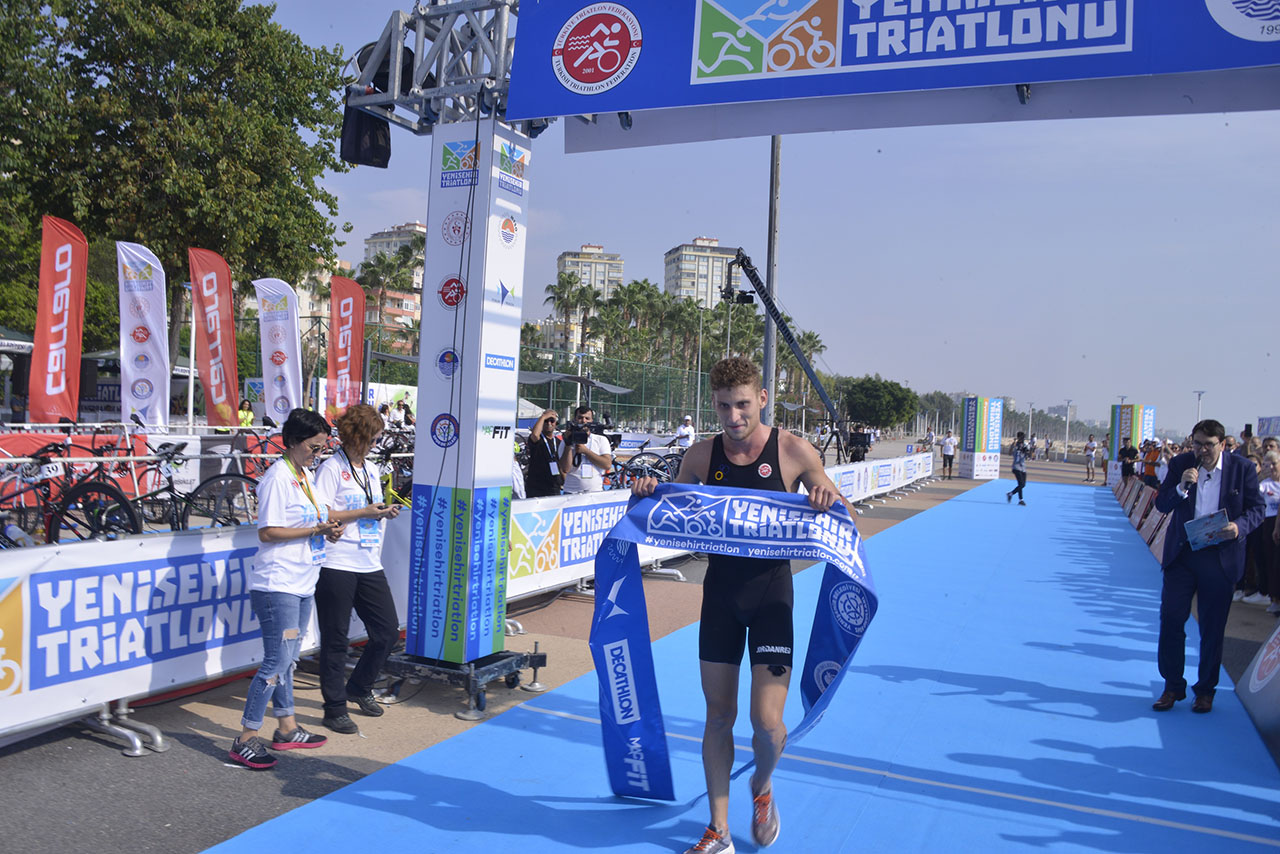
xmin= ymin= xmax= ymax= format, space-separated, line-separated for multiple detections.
xmin=108 ymin=439 xmax=259 ymax=535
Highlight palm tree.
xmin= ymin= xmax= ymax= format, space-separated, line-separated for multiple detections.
xmin=543 ymin=271 xmax=581 ymax=351
xmin=357 ymin=251 xmax=411 ymax=351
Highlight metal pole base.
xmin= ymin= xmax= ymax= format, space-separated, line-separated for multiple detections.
xmin=113 ymin=700 xmax=170 ymax=753
xmin=82 ymin=706 xmax=147 ymax=757
xmin=454 ymin=708 xmax=486 ymax=722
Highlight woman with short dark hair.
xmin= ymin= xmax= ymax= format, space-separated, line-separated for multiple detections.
xmin=312 ymin=404 xmax=402 ymax=733
xmin=228 ymin=408 xmax=342 ymax=769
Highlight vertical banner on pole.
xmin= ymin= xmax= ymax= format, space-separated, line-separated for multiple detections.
xmin=1107 ymin=404 xmax=1155 ymax=486
xmin=188 ymin=249 xmax=240 ymax=427
xmin=958 ymin=395 xmax=1002 ymax=479
xmin=252 ymin=279 xmax=303 ymax=419
xmin=29 ymin=216 xmax=88 ymax=424
xmin=116 ymin=242 xmax=171 ymax=428
xmin=326 ymin=276 xmax=365 ymax=420
xmin=407 ymin=119 xmax=529 ymax=663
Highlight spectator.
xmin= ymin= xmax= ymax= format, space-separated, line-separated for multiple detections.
xmin=377 ymin=403 xmax=391 ymax=429
xmin=400 ymin=402 xmax=415 ymax=427
xmin=313 ymin=404 xmax=402 ymax=735
xmin=940 ymin=430 xmax=957 ymax=479
xmin=228 ymin=408 xmax=340 ymax=769
xmin=524 ymin=410 xmax=563 ymax=498
xmin=559 ymin=405 xmax=613 ymax=494
xmin=388 ymin=401 xmax=405 ymax=428
xmin=1007 ymin=431 xmax=1030 ymax=505
xmin=1044 ymin=438 xmax=1053 ymax=461
xmin=238 ymin=399 xmax=255 ymax=429
xmin=1141 ymin=440 xmax=1162 ymax=489
xmin=1118 ymin=437 xmax=1139 ymax=483
xmin=673 ymin=415 xmax=697 ymax=448
xmin=1261 ymin=451 xmax=1280 ymax=614
xmin=1083 ymin=434 xmax=1098 ymax=483
xmin=1029 ymin=434 xmax=1038 ymax=460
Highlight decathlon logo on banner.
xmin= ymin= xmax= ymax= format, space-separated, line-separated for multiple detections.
xmin=484 ymin=353 xmax=516 ymax=371
xmin=552 ymin=3 xmax=643 ymax=94
xmin=498 ymin=141 xmax=528 ymax=195
xmin=1206 ymin=0 xmax=1280 ymax=40
xmin=440 ymin=141 xmax=479 ymax=187
xmin=604 ymin=639 xmax=641 ymax=724
xmin=437 ymin=276 xmax=467 ymax=309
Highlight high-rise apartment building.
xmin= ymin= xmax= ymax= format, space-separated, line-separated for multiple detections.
xmin=363 ymin=221 xmax=427 ymax=290
xmin=556 ymin=244 xmax=625 ymax=301
xmin=663 ymin=237 xmax=740 ymax=308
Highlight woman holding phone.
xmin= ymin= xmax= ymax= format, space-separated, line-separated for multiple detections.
xmin=313 ymin=404 xmax=402 ymax=734
xmin=229 ymin=408 xmax=342 ymax=770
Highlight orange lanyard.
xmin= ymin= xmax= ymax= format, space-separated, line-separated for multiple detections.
xmin=284 ymin=458 xmax=322 ymax=517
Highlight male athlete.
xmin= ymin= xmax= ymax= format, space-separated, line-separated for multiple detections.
xmin=633 ymin=356 xmax=851 ymax=854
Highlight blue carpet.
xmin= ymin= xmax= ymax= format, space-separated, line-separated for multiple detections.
xmin=208 ymin=481 xmax=1280 ymax=852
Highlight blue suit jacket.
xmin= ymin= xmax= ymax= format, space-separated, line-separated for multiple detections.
xmin=1154 ymin=450 xmax=1265 ymax=576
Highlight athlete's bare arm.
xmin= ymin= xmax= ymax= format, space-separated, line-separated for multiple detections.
xmin=631 ymin=438 xmax=709 ymax=496
xmin=778 ymin=429 xmax=853 ymax=516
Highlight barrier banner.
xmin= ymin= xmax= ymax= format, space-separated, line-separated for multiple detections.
xmin=1258 ymin=417 xmax=1280 ymax=437
xmin=252 ymin=279 xmax=303 ymax=419
xmin=29 ymin=216 xmax=88 ymax=424
xmin=188 ymin=249 xmax=240 ymax=427
xmin=325 ymin=276 xmax=365 ymax=420
xmin=590 ymin=483 xmax=875 ymax=800
xmin=116 ymin=242 xmax=171 ymax=427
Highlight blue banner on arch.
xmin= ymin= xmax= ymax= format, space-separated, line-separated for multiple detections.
xmin=590 ymin=483 xmax=877 ymax=800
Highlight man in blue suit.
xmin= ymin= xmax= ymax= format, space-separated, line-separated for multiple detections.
xmin=1152 ymin=419 xmax=1265 ymax=713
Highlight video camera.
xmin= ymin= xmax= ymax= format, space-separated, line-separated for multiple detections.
xmin=564 ymin=421 xmax=607 ymax=448
xmin=849 ymin=431 xmax=872 ymax=463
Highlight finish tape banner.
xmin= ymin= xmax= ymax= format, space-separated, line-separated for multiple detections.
xmin=590 ymin=483 xmax=876 ymax=800
xmin=116 ymin=242 xmax=171 ymax=428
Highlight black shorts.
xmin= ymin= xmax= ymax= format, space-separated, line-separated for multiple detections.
xmin=699 ymin=559 xmax=794 ymax=669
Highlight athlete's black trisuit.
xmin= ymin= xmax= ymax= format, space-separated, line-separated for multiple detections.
xmin=699 ymin=426 xmax=794 ymax=670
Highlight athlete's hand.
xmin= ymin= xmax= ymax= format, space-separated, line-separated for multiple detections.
xmin=632 ymin=476 xmax=659 ymax=497
xmin=807 ymin=483 xmax=840 ymax=513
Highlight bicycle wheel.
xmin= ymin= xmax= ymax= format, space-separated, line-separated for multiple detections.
xmin=49 ymin=481 xmax=142 ymax=544
xmin=661 ymin=452 xmax=684 ymax=479
xmin=182 ymin=474 xmax=258 ymax=530
xmin=627 ymin=452 xmax=669 ymax=478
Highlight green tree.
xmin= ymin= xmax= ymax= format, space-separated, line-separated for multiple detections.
xmin=543 ymin=271 xmax=581 ymax=351
xmin=1 ymin=0 xmax=349 ymax=364
xmin=838 ymin=374 xmax=919 ymax=428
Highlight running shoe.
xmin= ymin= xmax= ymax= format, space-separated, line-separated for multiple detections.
xmin=270 ymin=725 xmax=328 ymax=750
xmin=1018 ymin=500 xmax=1026 ymax=506
xmin=683 ymin=826 xmax=734 ymax=854
xmin=351 ymin=693 xmax=385 ymax=717
xmin=751 ymin=788 xmax=781 ymax=848
xmin=1243 ymin=592 xmax=1271 ymax=606
xmin=228 ymin=736 xmax=276 ymax=769
xmin=323 ymin=713 xmax=359 ymax=734
xmin=1233 ymin=590 xmax=1247 ymax=602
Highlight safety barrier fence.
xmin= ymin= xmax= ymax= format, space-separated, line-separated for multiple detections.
xmin=1111 ymin=476 xmax=1173 ymax=563
xmin=0 ymin=452 xmax=934 ymax=746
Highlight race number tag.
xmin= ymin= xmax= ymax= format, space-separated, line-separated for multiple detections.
xmin=38 ymin=462 xmax=63 ymax=482
xmin=358 ymin=517 xmax=379 ymax=548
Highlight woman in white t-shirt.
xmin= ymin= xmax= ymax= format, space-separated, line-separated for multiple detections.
xmin=229 ymin=409 xmax=343 ymax=770
xmin=1255 ymin=451 xmax=1280 ymax=614
xmin=312 ymin=404 xmax=402 ymax=734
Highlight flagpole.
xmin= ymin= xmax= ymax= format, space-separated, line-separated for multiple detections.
xmin=186 ymin=282 xmax=195 ymax=431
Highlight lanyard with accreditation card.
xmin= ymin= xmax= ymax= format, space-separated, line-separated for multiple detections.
xmin=341 ymin=449 xmax=380 ymax=549
xmin=285 ymin=457 xmax=327 ymax=565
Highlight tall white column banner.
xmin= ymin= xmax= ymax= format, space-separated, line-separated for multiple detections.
xmin=252 ymin=278 xmax=303 ymax=420
xmin=407 ymin=119 xmax=530 ymax=663
xmin=116 ymin=242 xmax=171 ymax=427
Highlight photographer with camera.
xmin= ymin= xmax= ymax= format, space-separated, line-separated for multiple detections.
xmin=558 ymin=405 xmax=612 ymax=494
xmin=524 ymin=409 xmax=564 ymax=498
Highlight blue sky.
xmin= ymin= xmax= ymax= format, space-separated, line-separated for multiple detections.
xmin=275 ymin=2 xmax=1278 ymax=434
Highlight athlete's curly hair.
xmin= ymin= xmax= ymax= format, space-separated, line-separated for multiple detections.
xmin=709 ymin=356 xmax=761 ymax=392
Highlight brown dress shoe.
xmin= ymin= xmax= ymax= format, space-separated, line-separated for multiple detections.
xmin=1192 ymin=695 xmax=1213 ymax=714
xmin=1152 ymin=690 xmax=1184 ymax=711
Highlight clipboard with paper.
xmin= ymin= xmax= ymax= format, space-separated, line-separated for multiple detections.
xmin=1185 ymin=509 xmax=1230 ymax=551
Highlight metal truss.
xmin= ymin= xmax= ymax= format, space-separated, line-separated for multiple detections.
xmin=346 ymin=0 xmax=551 ymax=135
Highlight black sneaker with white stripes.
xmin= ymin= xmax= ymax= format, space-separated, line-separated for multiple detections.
xmin=228 ymin=736 xmax=276 ymax=769
xmin=269 ymin=726 xmax=328 ymax=750
xmin=350 ymin=693 xmax=385 ymax=717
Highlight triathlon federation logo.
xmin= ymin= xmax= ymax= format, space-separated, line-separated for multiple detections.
xmin=830 ymin=581 xmax=871 ymax=635
xmin=442 ymin=210 xmax=471 ymax=246
xmin=437 ymin=276 xmax=467 ymax=309
xmin=694 ymin=0 xmax=838 ymax=80
xmin=648 ymin=493 xmax=730 ymax=538
xmin=551 ymin=3 xmax=643 ymax=95
xmin=441 ymin=141 xmax=479 ymax=187
xmin=131 ymin=325 xmax=151 ymax=344
xmin=431 ymin=413 xmax=460 ymax=448
xmin=270 ymin=350 xmax=288 ymax=366
xmin=1206 ymin=0 xmax=1280 ymax=40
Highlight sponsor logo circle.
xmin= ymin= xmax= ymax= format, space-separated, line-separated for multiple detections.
xmin=272 ymin=374 xmax=288 ymax=389
xmin=435 ymin=348 xmax=460 ymax=379
xmin=813 ymin=660 xmax=842 ymax=691
xmin=270 ymin=350 xmax=288 ymax=366
xmin=273 ymin=396 xmax=290 ymax=414
xmin=437 ymin=276 xmax=467 ymax=309
xmin=757 ymin=462 xmax=773 ymax=479
xmin=1205 ymin=0 xmax=1280 ymax=41
xmin=129 ymin=297 xmax=150 ymax=319
xmin=830 ymin=581 xmax=871 ymax=635
xmin=441 ymin=210 xmax=471 ymax=246
xmin=131 ymin=325 xmax=151 ymax=344
xmin=134 ymin=354 xmax=151 ymax=370
xmin=499 ymin=217 xmax=519 ymax=247
xmin=431 ymin=413 xmax=460 ymax=448
xmin=341 ymin=471 xmax=351 ymax=481
xmin=130 ymin=379 xmax=154 ymax=400
xmin=1250 ymin=630 xmax=1280 ymax=693
xmin=268 ymin=325 xmax=287 ymax=345
xmin=551 ymin=4 xmax=643 ymax=95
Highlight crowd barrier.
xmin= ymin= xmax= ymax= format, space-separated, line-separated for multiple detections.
xmin=0 ymin=452 xmax=934 ymax=744
xmin=1111 ymin=476 xmax=1172 ymax=563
